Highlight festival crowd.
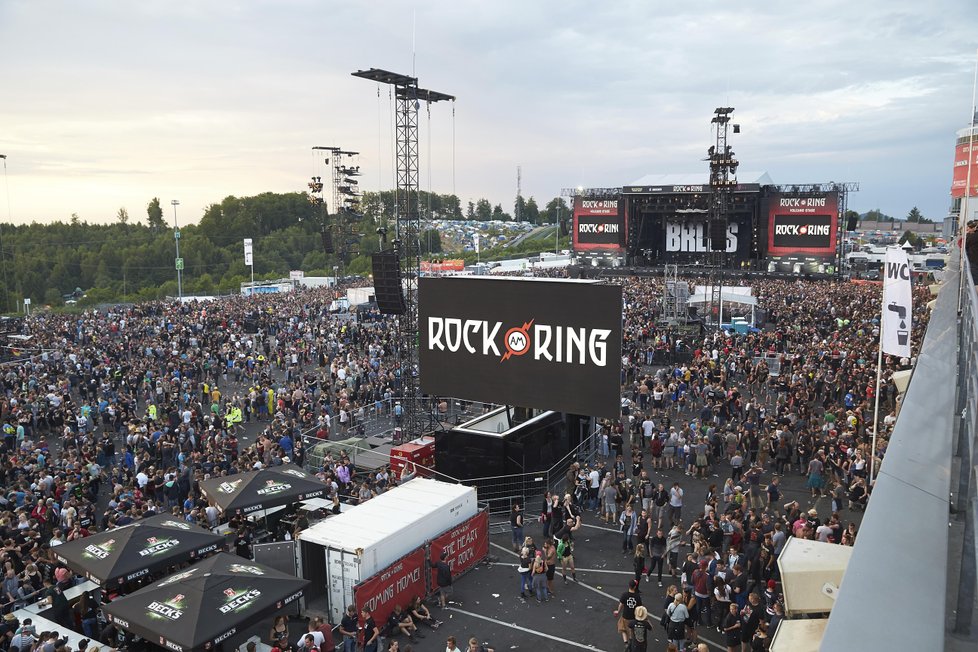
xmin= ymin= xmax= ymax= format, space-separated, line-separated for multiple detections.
xmin=0 ymin=264 xmax=934 ymax=652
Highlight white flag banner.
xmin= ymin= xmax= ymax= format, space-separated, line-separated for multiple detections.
xmin=473 ymin=233 xmax=480 ymax=253
xmin=881 ymin=247 xmax=912 ymax=358
xmin=243 ymin=238 xmax=253 ymax=266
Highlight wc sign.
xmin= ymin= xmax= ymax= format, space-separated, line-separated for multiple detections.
xmin=881 ymin=247 xmax=912 ymax=358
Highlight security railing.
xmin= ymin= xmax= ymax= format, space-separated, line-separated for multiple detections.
xmin=820 ymin=249 xmax=978 ymax=650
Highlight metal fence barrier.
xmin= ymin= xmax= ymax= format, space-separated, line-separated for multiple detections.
xmin=300 ymin=417 xmax=602 ymax=529
xmin=820 ymin=248 xmax=978 ymax=650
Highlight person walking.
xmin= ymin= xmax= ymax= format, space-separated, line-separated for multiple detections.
xmin=807 ymin=454 xmax=825 ymax=499
xmin=666 ymin=523 xmax=683 ymax=577
xmin=614 ymin=579 xmax=643 ymax=650
xmin=434 ymin=551 xmax=453 ymax=608
xmin=668 ymin=482 xmax=684 ymax=525
xmin=542 ymin=538 xmax=558 ymax=597
xmin=558 ymin=533 xmax=577 ymax=583
xmin=361 ymin=608 xmax=379 ymax=652
xmin=517 ymin=539 xmax=534 ymax=599
xmin=510 ymin=503 xmax=524 ymax=551
xmin=722 ymin=603 xmax=741 ymax=652
xmin=647 ymin=528 xmax=667 ymax=587
xmin=620 ymin=503 xmax=638 ymax=553
xmin=632 ymin=543 xmax=647 ymax=584
xmin=530 ymin=551 xmax=549 ymax=603
xmin=665 ymin=591 xmax=690 ymax=652
xmin=629 ymin=605 xmax=654 ymax=652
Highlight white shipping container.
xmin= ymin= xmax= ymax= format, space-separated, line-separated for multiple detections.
xmin=298 ymin=479 xmax=477 ymax=623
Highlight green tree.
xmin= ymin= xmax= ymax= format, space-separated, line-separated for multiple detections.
xmin=899 ymin=230 xmax=921 ymax=249
xmin=443 ymin=194 xmax=463 ymax=220
xmin=147 ymin=197 xmax=166 ymax=231
xmin=117 ymin=207 xmax=129 ymax=225
xmin=466 ymin=201 xmax=476 ymax=220
xmin=514 ymin=195 xmax=526 ymax=223
xmin=906 ymin=206 xmax=922 ymax=223
xmin=43 ymin=288 xmax=62 ymax=306
xmin=421 ymin=229 xmax=443 ymax=255
xmin=475 ymin=199 xmax=492 ymax=221
xmin=541 ymin=197 xmax=569 ymax=224
xmin=864 ymin=208 xmax=894 ymax=223
xmin=524 ymin=197 xmax=540 ymax=225
xmin=70 ymin=213 xmax=80 ymax=225
xmin=491 ymin=204 xmax=507 ymax=221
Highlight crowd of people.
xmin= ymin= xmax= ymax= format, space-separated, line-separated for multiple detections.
xmin=507 ymin=272 xmax=932 ymax=652
xmin=0 ymin=259 xmax=936 ymax=652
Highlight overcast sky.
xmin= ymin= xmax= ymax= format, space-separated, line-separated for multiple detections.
xmin=1 ymin=0 xmax=976 ymax=226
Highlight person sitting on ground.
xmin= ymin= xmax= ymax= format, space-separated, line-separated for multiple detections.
xmin=388 ymin=604 xmax=422 ymax=642
xmin=409 ymin=595 xmax=441 ymax=629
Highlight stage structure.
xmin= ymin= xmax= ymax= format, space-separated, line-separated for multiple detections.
xmin=353 ymin=68 xmax=454 ymax=440
xmin=766 ymin=182 xmax=859 ymax=275
xmin=565 ymin=108 xmax=859 ymax=278
xmin=308 ymin=147 xmax=336 ymax=256
xmin=332 ymin=149 xmax=362 ymax=263
xmin=418 ymin=276 xmax=623 ymax=418
xmin=561 ymin=187 xmax=626 ymax=268
xmin=661 ymin=264 xmax=690 ymax=325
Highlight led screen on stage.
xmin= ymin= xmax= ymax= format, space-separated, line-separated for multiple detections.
xmin=573 ymin=197 xmax=625 ymax=250
xmin=766 ymin=191 xmax=839 ymax=257
xmin=419 ymin=277 xmax=623 ymax=417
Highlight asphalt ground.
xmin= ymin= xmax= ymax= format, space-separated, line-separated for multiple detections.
xmin=61 ymin=365 xmax=861 ymax=651
xmin=361 ymin=456 xmax=863 ymax=652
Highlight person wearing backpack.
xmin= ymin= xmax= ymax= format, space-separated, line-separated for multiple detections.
xmin=640 ymin=473 xmax=655 ymax=512
xmin=665 ymin=591 xmax=690 ymax=650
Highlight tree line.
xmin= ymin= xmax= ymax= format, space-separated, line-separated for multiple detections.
xmin=0 ymin=190 xmax=571 ymax=312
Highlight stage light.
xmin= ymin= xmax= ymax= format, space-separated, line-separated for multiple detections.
xmin=733 ymin=124 xmax=741 ymax=134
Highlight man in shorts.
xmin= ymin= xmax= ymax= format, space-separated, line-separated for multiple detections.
xmin=434 ymin=551 xmax=453 ymax=607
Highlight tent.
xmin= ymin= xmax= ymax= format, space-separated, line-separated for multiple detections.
xmin=54 ymin=514 xmax=225 ymax=586
xmin=102 ymin=553 xmax=309 ymax=652
xmin=687 ymin=287 xmax=758 ymax=325
xmin=198 ymin=464 xmax=327 ymax=515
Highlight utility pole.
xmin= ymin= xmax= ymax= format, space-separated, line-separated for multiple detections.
xmin=171 ymin=199 xmax=182 ymax=301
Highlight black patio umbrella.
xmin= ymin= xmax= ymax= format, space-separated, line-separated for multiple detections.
xmin=198 ymin=464 xmax=327 ymax=515
xmin=54 ymin=514 xmax=225 ymax=586
xmin=102 ymin=552 xmax=309 ymax=652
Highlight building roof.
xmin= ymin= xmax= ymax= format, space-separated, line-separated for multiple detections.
xmin=627 ymin=171 xmax=775 ymax=187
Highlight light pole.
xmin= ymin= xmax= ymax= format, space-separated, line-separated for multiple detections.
xmin=555 ymin=204 xmax=560 ymax=256
xmin=171 ymin=199 xmax=182 ymax=300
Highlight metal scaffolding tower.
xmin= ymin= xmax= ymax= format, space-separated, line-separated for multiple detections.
xmin=352 ymin=68 xmax=454 ymax=440
xmin=706 ymin=107 xmax=739 ymax=327
xmin=661 ymin=264 xmax=690 ymax=325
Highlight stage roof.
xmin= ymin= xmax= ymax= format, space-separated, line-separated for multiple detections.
xmin=626 ymin=171 xmax=775 ymax=187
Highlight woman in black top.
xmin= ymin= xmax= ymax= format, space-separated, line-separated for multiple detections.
xmin=540 ymin=492 xmax=554 ymax=539
xmin=723 ymin=603 xmax=741 ymax=652
xmin=510 ymin=504 xmax=524 ymax=552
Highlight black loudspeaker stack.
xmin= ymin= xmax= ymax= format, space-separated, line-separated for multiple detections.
xmin=846 ymin=215 xmax=858 ymax=231
xmin=371 ymin=250 xmax=406 ymax=315
xmin=710 ymin=220 xmax=727 ymax=251
xmin=321 ymin=228 xmax=334 ymax=254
